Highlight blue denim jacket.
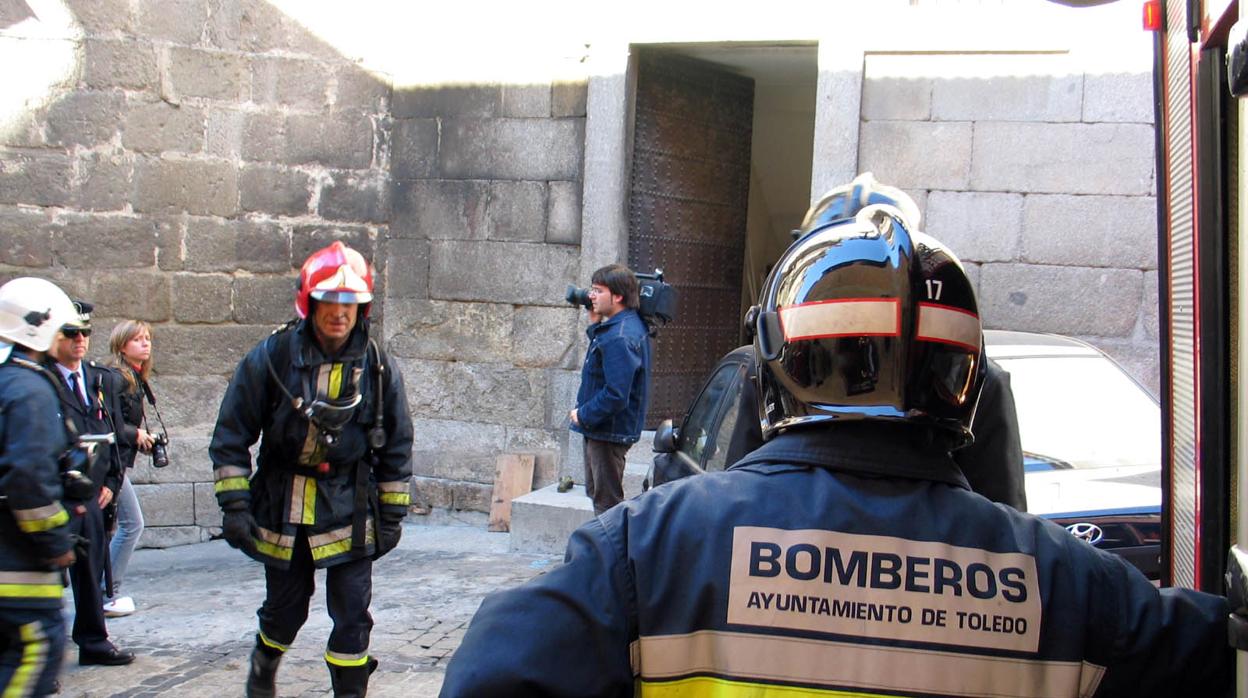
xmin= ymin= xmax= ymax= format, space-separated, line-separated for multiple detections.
xmin=572 ymin=308 xmax=651 ymax=444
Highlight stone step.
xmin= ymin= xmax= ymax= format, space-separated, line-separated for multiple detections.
xmin=510 ymin=460 xmax=649 ymax=554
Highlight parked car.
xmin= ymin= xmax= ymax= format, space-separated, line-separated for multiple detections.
xmin=647 ymin=330 xmax=1162 ymax=579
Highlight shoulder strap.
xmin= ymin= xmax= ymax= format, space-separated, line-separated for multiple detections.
xmin=366 ymin=338 xmax=386 ymax=451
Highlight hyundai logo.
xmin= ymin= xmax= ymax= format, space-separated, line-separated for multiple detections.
xmin=1066 ymin=522 xmax=1104 ymax=545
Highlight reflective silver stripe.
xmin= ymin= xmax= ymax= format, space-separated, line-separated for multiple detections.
xmin=10 ymin=503 xmax=64 ymax=523
xmin=637 ymin=630 xmax=1106 ymax=698
xmin=377 ymin=480 xmax=408 ymax=493
xmin=0 ymin=571 xmax=61 ymax=586
xmin=214 ymin=465 xmax=250 ymax=480
xmin=307 ymin=524 xmax=353 ymax=549
xmin=916 ymin=302 xmax=980 ymax=352
xmin=254 ymin=526 xmax=295 ymax=548
xmin=325 ymin=649 xmax=369 ymax=666
xmin=779 ymin=299 xmax=901 ymax=341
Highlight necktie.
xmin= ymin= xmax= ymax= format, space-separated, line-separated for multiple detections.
xmin=68 ymin=372 xmax=87 ymax=408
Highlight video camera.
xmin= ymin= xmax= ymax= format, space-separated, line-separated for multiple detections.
xmin=60 ymin=432 xmax=113 ymax=501
xmin=565 ymin=268 xmax=678 ymax=333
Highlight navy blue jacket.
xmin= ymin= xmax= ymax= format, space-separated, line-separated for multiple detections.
xmin=0 ymin=352 xmax=73 ymax=609
xmin=441 ymin=424 xmax=1230 ymax=697
xmin=572 ymin=308 xmax=651 ymax=444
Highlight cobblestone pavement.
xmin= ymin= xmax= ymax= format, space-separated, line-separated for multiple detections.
xmin=57 ymin=523 xmax=560 ymax=697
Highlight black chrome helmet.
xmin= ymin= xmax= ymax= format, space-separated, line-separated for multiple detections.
xmin=753 ymin=204 xmax=984 ymax=446
xmin=797 ymin=172 xmax=922 ymax=240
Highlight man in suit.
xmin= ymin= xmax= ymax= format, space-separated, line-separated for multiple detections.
xmin=46 ymin=301 xmax=135 ymax=667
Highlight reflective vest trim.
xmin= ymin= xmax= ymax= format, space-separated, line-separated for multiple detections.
xmin=13 ymin=504 xmax=69 ymax=533
xmin=325 ymin=650 xmax=370 ymax=667
xmin=5 ymin=620 xmax=49 ymax=698
xmin=634 ymin=630 xmax=1107 ymax=698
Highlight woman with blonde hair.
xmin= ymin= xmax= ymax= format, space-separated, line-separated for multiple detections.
xmin=102 ymin=320 xmax=156 ymax=617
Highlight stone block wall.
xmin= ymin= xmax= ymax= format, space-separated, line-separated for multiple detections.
xmin=860 ymin=53 xmax=1160 ymax=394
xmin=0 ymin=1 xmax=394 ymax=546
xmin=385 ymin=82 xmax=587 ymax=516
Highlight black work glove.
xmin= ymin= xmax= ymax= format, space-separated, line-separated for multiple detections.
xmin=221 ymin=504 xmax=258 ymax=553
xmin=376 ymin=519 xmax=402 ymax=558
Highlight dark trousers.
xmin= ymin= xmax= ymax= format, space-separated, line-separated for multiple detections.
xmin=66 ymin=499 xmax=110 ymax=653
xmin=0 ymin=607 xmax=66 ymax=697
xmin=258 ymin=528 xmax=374 ymax=655
xmin=583 ymin=438 xmax=630 ymax=515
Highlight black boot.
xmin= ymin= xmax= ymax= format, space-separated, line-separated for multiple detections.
xmin=327 ymin=657 xmax=378 ymax=698
xmin=246 ymin=634 xmax=284 ymax=698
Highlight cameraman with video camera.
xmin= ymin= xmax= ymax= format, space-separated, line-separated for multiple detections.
xmin=0 ymin=277 xmax=81 ymax=696
xmin=568 ymin=264 xmax=652 ymax=515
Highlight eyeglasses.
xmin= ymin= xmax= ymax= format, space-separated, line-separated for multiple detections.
xmin=62 ymin=328 xmax=91 ymax=339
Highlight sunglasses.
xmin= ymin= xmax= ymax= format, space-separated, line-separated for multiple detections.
xmin=62 ymin=328 xmax=92 ymax=339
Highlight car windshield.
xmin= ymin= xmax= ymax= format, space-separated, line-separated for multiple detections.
xmin=994 ymin=355 xmax=1159 ymax=469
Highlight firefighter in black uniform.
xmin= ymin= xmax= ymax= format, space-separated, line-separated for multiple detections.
xmin=211 ymin=242 xmax=414 ymax=698
xmin=0 ymin=277 xmax=81 ymax=696
xmin=44 ymin=300 xmax=134 ymax=667
xmin=440 ymin=201 xmax=1231 ymax=696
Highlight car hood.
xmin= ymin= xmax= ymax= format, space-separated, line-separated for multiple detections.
xmin=1025 ymin=464 xmax=1161 ymax=518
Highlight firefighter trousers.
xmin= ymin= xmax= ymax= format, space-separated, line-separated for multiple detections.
xmin=0 ymin=607 xmax=66 ymax=697
xmin=256 ymin=527 xmax=374 ymax=658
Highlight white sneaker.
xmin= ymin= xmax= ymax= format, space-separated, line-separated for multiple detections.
xmin=102 ymin=596 xmax=135 ymax=618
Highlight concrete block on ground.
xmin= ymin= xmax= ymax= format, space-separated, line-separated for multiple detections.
xmin=979 ymin=263 xmax=1142 ymax=336
xmin=859 ymin=121 xmax=972 ymax=191
xmin=1021 ymin=194 xmax=1156 ymax=268
xmin=971 ymin=122 xmax=1154 ymax=195
xmin=440 ymin=118 xmax=584 ymax=181
xmin=926 ymin=191 xmax=1023 ymax=263
xmin=428 ymin=240 xmax=578 ymax=305
xmin=509 ymin=483 xmax=592 ymax=554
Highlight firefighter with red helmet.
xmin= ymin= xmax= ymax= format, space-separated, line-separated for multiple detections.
xmin=211 ymin=242 xmax=414 ymax=698
xmin=441 ymin=203 xmax=1231 ymax=696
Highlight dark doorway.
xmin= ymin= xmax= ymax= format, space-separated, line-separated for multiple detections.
xmin=627 ymin=48 xmax=755 ymax=428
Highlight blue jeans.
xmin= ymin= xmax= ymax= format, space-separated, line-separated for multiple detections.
xmin=105 ymin=475 xmax=144 ymax=600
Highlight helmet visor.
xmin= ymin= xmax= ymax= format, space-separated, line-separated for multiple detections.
xmin=309 ymin=289 xmax=372 ymax=306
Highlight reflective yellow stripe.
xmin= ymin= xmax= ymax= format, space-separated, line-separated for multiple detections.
xmin=379 ymin=492 xmax=410 ymax=506
xmin=639 ymin=676 xmax=894 ymax=697
xmin=308 ymin=523 xmax=362 ymax=562
xmin=0 ymin=584 xmax=63 ymax=599
xmin=636 ymin=631 xmax=1105 ymax=698
xmin=259 ymin=631 xmax=289 ymax=653
xmin=214 ymin=477 xmax=250 ymax=493
xmin=328 ymin=363 xmax=343 ymax=399
xmin=302 ymin=478 xmax=316 ymax=525
xmin=254 ymin=537 xmax=294 ymax=561
xmin=311 ymin=538 xmax=353 ymax=561
xmin=4 ymin=621 xmax=48 ymax=698
xmin=15 ymin=508 xmax=69 ymax=533
xmin=325 ymin=650 xmax=369 ymax=667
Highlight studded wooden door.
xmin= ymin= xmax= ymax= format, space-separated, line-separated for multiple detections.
xmin=628 ymin=50 xmax=754 ymax=428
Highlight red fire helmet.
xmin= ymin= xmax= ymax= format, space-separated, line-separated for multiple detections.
xmin=295 ymin=241 xmax=375 ymax=319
